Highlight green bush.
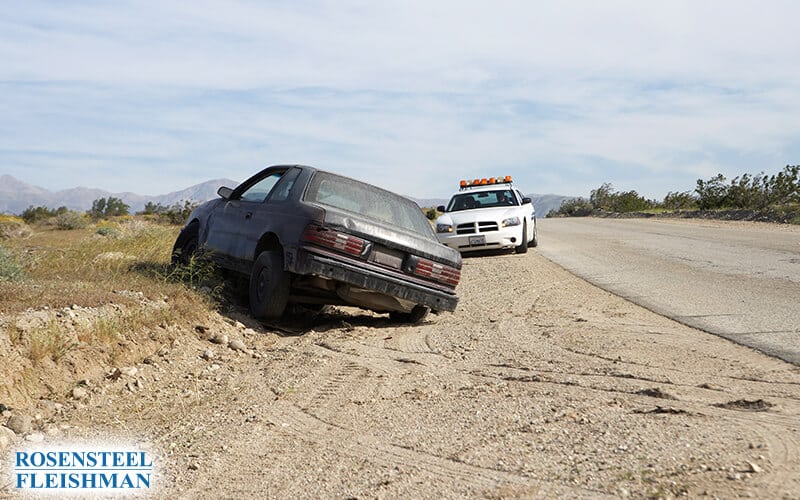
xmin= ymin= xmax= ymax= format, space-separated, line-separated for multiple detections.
xmin=89 ymin=197 xmax=130 ymax=219
xmin=549 ymin=197 xmax=593 ymax=217
xmin=662 ymin=191 xmax=697 ymax=210
xmin=96 ymin=226 xmax=121 ymax=237
xmin=0 ymin=246 xmax=25 ymax=281
xmin=695 ymin=165 xmax=799 ymax=210
xmin=588 ymin=183 xmax=653 ymax=213
xmin=159 ymin=201 xmax=197 ymax=225
xmin=21 ymin=205 xmax=68 ymax=224
xmin=137 ymin=200 xmax=197 ymax=225
xmin=610 ymin=190 xmax=654 ymax=212
xmin=55 ymin=211 xmax=89 ymax=230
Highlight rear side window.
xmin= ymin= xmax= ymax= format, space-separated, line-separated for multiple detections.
xmin=240 ymin=172 xmax=284 ymax=202
xmin=305 ymin=172 xmax=434 ymax=237
xmin=267 ymin=168 xmax=301 ymax=202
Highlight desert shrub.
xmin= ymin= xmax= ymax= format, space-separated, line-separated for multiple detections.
xmin=21 ymin=205 xmax=68 ymax=224
xmin=136 ymin=200 xmax=196 ymax=225
xmin=550 ymin=197 xmax=593 ymax=217
xmin=610 ymin=190 xmax=654 ymax=212
xmin=55 ymin=210 xmax=89 ymax=230
xmin=662 ymin=191 xmax=697 ymax=210
xmin=763 ymin=165 xmax=799 ymax=206
xmin=587 ymin=183 xmax=653 ymax=213
xmin=163 ymin=201 xmax=197 ymax=225
xmin=0 ymin=246 xmax=25 ymax=281
xmin=590 ymin=183 xmax=615 ymax=211
xmin=424 ymin=208 xmax=438 ymax=220
xmin=695 ymin=174 xmax=729 ymax=209
xmin=695 ymin=166 xmax=799 ymax=210
xmin=94 ymin=220 xmax=122 ymax=237
xmin=89 ymin=197 xmax=130 ymax=219
xmin=726 ymin=173 xmax=765 ymax=209
xmin=163 ymin=201 xmax=196 ymax=225
xmin=96 ymin=226 xmax=121 ymax=237
xmin=140 ymin=201 xmax=161 ymax=215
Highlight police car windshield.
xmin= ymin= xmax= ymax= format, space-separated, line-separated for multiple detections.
xmin=446 ymin=189 xmax=517 ymax=212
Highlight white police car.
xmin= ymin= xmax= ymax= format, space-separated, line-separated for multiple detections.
xmin=434 ymin=176 xmax=537 ymax=254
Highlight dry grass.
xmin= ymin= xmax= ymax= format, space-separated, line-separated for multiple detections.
xmin=0 ymin=218 xmax=224 ymax=407
xmin=0 ymin=219 xmax=216 ymax=314
xmin=28 ymin=320 xmax=77 ymax=363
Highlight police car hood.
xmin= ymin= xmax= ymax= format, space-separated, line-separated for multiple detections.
xmin=437 ymin=206 xmax=520 ymax=226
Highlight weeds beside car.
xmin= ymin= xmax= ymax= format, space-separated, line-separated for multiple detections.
xmin=0 ymin=245 xmax=26 ymax=281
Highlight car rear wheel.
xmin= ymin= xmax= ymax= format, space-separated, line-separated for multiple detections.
xmin=389 ymin=305 xmax=429 ymax=324
xmin=171 ymin=225 xmax=199 ymax=265
xmin=515 ymin=221 xmax=528 ymax=254
xmin=249 ymin=250 xmax=290 ymax=319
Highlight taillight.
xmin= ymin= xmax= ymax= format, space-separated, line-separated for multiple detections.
xmin=409 ymin=257 xmax=461 ymax=287
xmin=302 ymin=224 xmax=368 ymax=257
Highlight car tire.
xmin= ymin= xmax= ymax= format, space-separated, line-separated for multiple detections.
xmin=172 ymin=225 xmax=199 ymax=265
xmin=249 ymin=250 xmax=290 ymax=319
xmin=389 ymin=305 xmax=429 ymax=324
xmin=515 ymin=220 xmax=528 ymax=254
xmin=528 ymin=220 xmax=538 ymax=248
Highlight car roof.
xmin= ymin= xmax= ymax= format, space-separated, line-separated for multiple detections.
xmin=253 ymin=164 xmax=422 ymax=207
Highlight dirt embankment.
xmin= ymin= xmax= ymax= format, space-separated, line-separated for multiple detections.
xmin=3 ymin=251 xmax=800 ymax=498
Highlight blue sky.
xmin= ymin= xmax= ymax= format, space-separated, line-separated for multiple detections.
xmin=1 ymin=1 xmax=799 ymax=200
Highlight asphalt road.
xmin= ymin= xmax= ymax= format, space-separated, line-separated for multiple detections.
xmin=537 ymin=217 xmax=800 ymax=365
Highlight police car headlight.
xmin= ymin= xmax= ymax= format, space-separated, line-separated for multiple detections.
xmin=501 ymin=217 xmax=520 ymax=227
xmin=436 ymin=223 xmax=454 ymax=233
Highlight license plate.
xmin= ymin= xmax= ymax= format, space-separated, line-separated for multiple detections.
xmin=468 ymin=235 xmax=486 ymax=246
xmin=372 ymin=247 xmax=404 ymax=269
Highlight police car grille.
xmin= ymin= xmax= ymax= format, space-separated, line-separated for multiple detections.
xmin=456 ymin=222 xmax=498 ymax=234
xmin=456 ymin=223 xmax=476 ymax=234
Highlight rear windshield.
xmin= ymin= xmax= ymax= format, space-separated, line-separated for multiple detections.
xmin=305 ymin=172 xmax=434 ymax=237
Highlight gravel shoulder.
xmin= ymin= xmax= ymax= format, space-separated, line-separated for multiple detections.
xmin=4 ymin=248 xmax=800 ymax=498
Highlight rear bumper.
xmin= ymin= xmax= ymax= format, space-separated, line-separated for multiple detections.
xmin=294 ymin=249 xmax=459 ymax=312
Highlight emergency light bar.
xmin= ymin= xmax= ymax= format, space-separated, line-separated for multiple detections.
xmin=459 ymin=176 xmax=513 ymax=189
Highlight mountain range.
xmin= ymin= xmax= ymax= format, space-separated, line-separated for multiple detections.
xmin=0 ymin=175 xmax=239 ymax=215
xmin=0 ymin=174 xmax=571 ymax=217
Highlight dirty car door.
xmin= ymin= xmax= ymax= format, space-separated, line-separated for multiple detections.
xmin=239 ymin=167 xmax=303 ymax=260
xmin=205 ymin=168 xmax=288 ymax=264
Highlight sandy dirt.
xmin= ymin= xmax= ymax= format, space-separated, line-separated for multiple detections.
xmin=4 ymin=249 xmax=800 ymax=498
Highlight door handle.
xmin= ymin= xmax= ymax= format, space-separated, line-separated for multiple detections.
xmin=245 ymin=212 xmax=253 ymax=220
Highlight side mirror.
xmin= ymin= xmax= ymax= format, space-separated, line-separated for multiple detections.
xmin=522 ymin=197 xmax=532 ymax=204
xmin=218 ymin=186 xmax=233 ymax=200
xmin=436 ymin=205 xmax=446 ymax=212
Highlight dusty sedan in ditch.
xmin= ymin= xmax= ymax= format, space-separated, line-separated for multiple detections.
xmin=172 ymin=165 xmax=461 ymax=322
